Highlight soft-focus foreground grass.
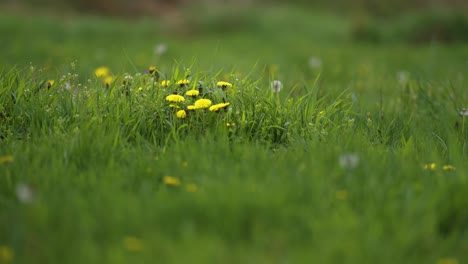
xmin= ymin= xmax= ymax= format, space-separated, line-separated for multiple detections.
xmin=1 ymin=7 xmax=468 ymax=264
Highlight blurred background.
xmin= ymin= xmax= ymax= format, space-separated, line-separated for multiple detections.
xmin=3 ymin=0 xmax=467 ymax=16
xmin=0 ymin=0 xmax=466 ymax=83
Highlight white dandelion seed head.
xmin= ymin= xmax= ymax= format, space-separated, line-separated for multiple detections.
xmin=271 ymin=80 xmax=283 ymax=93
xmin=339 ymin=153 xmax=360 ymax=170
xmin=460 ymin=108 xmax=468 ymax=116
xmin=16 ymin=183 xmax=35 ymax=204
xmin=397 ymin=71 xmax=409 ymax=85
xmin=308 ymin=57 xmax=322 ymax=69
xmin=154 ymin=43 xmax=168 ymax=55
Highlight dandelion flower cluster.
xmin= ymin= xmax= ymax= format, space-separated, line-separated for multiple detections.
xmin=0 ymin=245 xmax=14 ymax=262
xmin=442 ymin=165 xmax=456 ymax=171
xmin=161 ymin=80 xmax=171 ymax=87
xmin=160 ymin=74 xmax=232 ymax=119
xmin=423 ymin=163 xmax=436 ymax=170
xmin=163 ymin=176 xmax=181 ymax=186
xmin=123 ymin=237 xmax=144 ymax=253
xmin=95 ymin=66 xmax=110 ymax=78
xmin=185 ymin=183 xmax=198 ymax=192
xmin=335 ymin=190 xmax=348 ymax=201
xmin=185 ymin=90 xmax=200 ymax=97
xmin=193 ymin=98 xmax=212 ymax=109
xmin=47 ymin=80 xmax=55 ymax=88
xmin=176 ymin=79 xmax=190 ymax=86
xmin=94 ymin=66 xmax=114 ymax=86
xmin=423 ymin=163 xmax=455 ymax=171
xmin=209 ymin=102 xmax=230 ymax=112
xmin=166 ymin=94 xmax=185 ymax=103
xmin=217 ymin=81 xmax=232 ymax=88
xmin=176 ymin=110 xmax=187 ymax=119
xmin=437 ymin=258 xmax=459 ymax=264
xmin=0 ymin=155 xmax=14 ymax=164
xmin=103 ymin=76 xmax=113 ymax=86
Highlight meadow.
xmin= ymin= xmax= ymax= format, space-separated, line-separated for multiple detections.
xmin=0 ymin=6 xmax=467 ymax=264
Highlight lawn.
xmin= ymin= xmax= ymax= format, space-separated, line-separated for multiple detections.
xmin=0 ymin=6 xmax=467 ymax=264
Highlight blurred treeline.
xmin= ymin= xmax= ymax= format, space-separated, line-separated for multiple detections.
xmin=3 ymin=0 xmax=467 ymax=16
xmin=2 ymin=0 xmax=468 ymax=43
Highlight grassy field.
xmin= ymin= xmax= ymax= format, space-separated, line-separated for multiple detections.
xmin=1 ymin=7 xmax=467 ymax=264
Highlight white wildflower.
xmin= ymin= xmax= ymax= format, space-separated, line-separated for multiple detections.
xmin=308 ymin=57 xmax=322 ymax=69
xmin=270 ymin=80 xmax=283 ymax=93
xmin=339 ymin=153 xmax=360 ymax=170
xmin=154 ymin=43 xmax=168 ymax=56
xmin=397 ymin=71 xmax=409 ymax=85
xmin=460 ymin=108 xmax=468 ymax=116
xmin=16 ymin=183 xmax=35 ymax=204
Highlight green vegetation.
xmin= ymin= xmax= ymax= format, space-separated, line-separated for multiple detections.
xmin=0 ymin=7 xmax=467 ymax=264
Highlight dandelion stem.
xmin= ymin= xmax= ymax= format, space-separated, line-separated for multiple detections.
xmin=462 ymin=116 xmax=465 ymax=136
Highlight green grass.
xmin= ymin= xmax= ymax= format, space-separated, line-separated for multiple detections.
xmin=0 ymin=7 xmax=467 ymax=264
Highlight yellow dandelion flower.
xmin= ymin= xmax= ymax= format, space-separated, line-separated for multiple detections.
xmin=209 ymin=102 xmax=231 ymax=112
xmin=47 ymin=80 xmax=55 ymax=88
xmin=163 ymin=176 xmax=180 ymax=186
xmin=123 ymin=237 xmax=144 ymax=253
xmin=0 ymin=245 xmax=14 ymax=262
xmin=217 ymin=81 xmax=233 ymax=88
xmin=186 ymin=105 xmax=196 ymax=110
xmin=193 ymin=98 xmax=212 ymax=109
xmin=176 ymin=110 xmax=187 ymax=119
xmin=103 ymin=76 xmax=113 ymax=86
xmin=186 ymin=183 xmax=198 ymax=192
xmin=148 ymin=65 xmax=156 ymax=74
xmin=0 ymin=155 xmax=14 ymax=164
xmin=335 ymin=190 xmax=348 ymax=201
xmin=161 ymin=80 xmax=171 ymax=87
xmin=423 ymin=163 xmax=436 ymax=170
xmin=95 ymin=66 xmax=110 ymax=78
xmin=165 ymin=94 xmax=185 ymax=103
xmin=176 ymin=79 xmax=190 ymax=86
xmin=185 ymin=89 xmax=200 ymax=97
xmin=442 ymin=165 xmax=456 ymax=171
xmin=138 ymin=87 xmax=143 ymax=91
xmin=169 ymin=104 xmax=180 ymax=109
xmin=437 ymin=258 xmax=459 ymax=264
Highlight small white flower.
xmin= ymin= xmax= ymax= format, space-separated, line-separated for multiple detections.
xmin=397 ymin=71 xmax=409 ymax=85
xmin=154 ymin=43 xmax=168 ymax=55
xmin=16 ymin=183 xmax=35 ymax=204
xmin=339 ymin=153 xmax=360 ymax=170
xmin=308 ymin=57 xmax=322 ymax=69
xmin=460 ymin=108 xmax=468 ymax=116
xmin=270 ymin=80 xmax=283 ymax=93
